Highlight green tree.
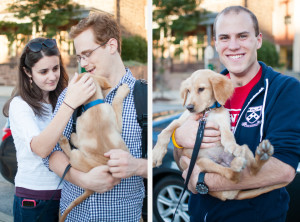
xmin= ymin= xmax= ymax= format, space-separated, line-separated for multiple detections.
xmin=153 ymin=0 xmax=205 ymax=92
xmin=257 ymin=40 xmax=280 ymax=68
xmin=153 ymin=0 xmax=206 ymax=68
xmin=6 ymin=0 xmax=81 ymax=38
xmin=121 ymin=35 xmax=147 ymax=63
xmin=153 ymin=0 xmax=204 ymax=43
xmin=0 ymin=21 xmax=32 ymax=46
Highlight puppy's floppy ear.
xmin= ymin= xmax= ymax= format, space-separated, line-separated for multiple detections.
xmin=209 ymin=74 xmax=234 ymax=105
xmin=180 ymin=78 xmax=189 ymax=106
xmin=92 ymin=75 xmax=111 ymax=90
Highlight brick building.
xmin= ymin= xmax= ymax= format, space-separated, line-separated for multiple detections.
xmin=72 ymin=0 xmax=147 ymax=39
xmin=0 ymin=0 xmax=147 ymax=86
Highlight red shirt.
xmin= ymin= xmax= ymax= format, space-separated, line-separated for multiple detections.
xmin=224 ymin=67 xmax=262 ymax=131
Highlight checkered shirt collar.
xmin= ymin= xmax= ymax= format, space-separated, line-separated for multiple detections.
xmin=107 ymin=67 xmax=136 ymax=97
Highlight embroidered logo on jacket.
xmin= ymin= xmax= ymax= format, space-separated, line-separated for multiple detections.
xmin=241 ymin=105 xmax=262 ymax=128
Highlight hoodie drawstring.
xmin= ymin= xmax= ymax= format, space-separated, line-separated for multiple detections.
xmin=260 ymin=79 xmax=269 ymax=142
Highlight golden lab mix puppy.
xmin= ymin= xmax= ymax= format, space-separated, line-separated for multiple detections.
xmin=58 ymin=73 xmax=129 ymax=221
xmin=152 ymin=69 xmax=287 ymax=201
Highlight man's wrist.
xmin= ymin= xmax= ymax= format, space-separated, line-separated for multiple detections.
xmin=196 ymin=172 xmax=209 ymax=194
xmin=173 ymin=148 xmax=184 ymax=171
xmin=67 ymin=167 xmax=87 ymax=189
xmin=136 ymin=158 xmax=148 ymax=178
xmin=172 ymin=129 xmax=183 ymax=149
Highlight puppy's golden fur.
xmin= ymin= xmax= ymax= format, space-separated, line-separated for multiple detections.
xmin=152 ymin=69 xmax=287 ymax=201
xmin=58 ymin=73 xmax=130 ymax=221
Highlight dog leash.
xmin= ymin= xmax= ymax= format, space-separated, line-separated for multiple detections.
xmin=36 ymin=163 xmax=72 ymax=222
xmin=171 ymin=117 xmax=207 ymax=222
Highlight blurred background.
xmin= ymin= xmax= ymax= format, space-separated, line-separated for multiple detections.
xmin=152 ymin=2 xmax=300 ymax=222
xmin=0 ymin=1 xmax=148 ymax=220
xmin=152 ymin=0 xmax=300 ymax=103
xmin=0 ymin=0 xmax=148 ymax=86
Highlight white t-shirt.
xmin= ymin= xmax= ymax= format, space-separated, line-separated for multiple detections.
xmin=9 ymin=96 xmax=61 ymax=190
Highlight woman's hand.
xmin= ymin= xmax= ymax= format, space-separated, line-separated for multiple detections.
xmin=64 ymin=72 xmax=96 ymax=109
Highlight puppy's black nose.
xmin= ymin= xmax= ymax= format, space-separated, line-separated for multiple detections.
xmin=186 ymin=104 xmax=194 ymax=112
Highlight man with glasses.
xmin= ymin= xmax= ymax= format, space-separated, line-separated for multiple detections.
xmin=43 ymin=12 xmax=147 ymax=221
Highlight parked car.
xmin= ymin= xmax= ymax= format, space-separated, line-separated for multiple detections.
xmin=153 ymin=112 xmax=300 ymax=222
xmin=0 ymin=119 xmax=16 ymax=184
xmin=153 ymin=113 xmax=190 ymax=222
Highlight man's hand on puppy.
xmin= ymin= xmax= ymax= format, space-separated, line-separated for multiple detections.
xmin=80 ymin=165 xmax=121 ymax=193
xmin=181 ymin=156 xmax=201 ymax=194
xmin=175 ymin=114 xmax=221 ymax=149
xmin=105 ymin=149 xmax=148 ymax=178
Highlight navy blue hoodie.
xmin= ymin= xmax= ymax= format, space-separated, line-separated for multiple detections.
xmin=189 ymin=62 xmax=300 ymax=222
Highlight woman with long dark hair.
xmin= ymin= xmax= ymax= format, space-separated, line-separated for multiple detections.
xmin=3 ymin=37 xmax=95 ymax=222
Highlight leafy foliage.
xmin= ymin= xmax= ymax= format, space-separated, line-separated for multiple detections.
xmin=174 ymin=47 xmax=183 ymax=57
xmin=121 ymin=35 xmax=147 ymax=63
xmin=41 ymin=4 xmax=81 ymax=38
xmin=0 ymin=21 xmax=32 ymax=46
xmin=3 ymin=0 xmax=81 ymax=39
xmin=258 ymin=40 xmax=280 ymax=67
xmin=153 ymin=0 xmax=203 ymax=43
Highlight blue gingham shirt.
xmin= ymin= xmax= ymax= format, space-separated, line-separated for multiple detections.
xmin=43 ymin=68 xmax=144 ymax=221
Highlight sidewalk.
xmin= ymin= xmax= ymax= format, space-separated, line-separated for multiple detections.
xmin=0 ymin=86 xmax=13 ymax=97
xmin=153 ymin=90 xmax=181 ymax=104
xmin=0 ymin=212 xmax=13 ymax=222
xmin=152 ymin=90 xmax=185 ymax=114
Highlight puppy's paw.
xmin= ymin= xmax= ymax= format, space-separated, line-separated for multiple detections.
xmin=232 ymin=145 xmax=246 ymax=157
xmin=224 ymin=143 xmax=236 ymax=154
xmin=231 ymin=157 xmax=246 ymax=172
xmin=59 ymin=135 xmax=69 ymax=147
xmin=117 ymin=83 xmax=130 ymax=96
xmin=256 ymin=139 xmax=274 ymax=161
xmin=230 ymin=156 xmax=247 ymax=172
xmin=58 ymin=135 xmax=72 ymax=157
xmin=152 ymin=146 xmax=167 ymax=167
xmin=70 ymin=133 xmax=77 ymax=144
xmin=225 ymin=144 xmax=247 ymax=159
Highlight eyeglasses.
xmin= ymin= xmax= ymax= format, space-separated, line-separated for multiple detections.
xmin=27 ymin=39 xmax=57 ymax=53
xmin=76 ymin=40 xmax=108 ymax=63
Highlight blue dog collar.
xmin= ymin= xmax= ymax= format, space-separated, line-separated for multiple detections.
xmin=209 ymin=102 xmax=222 ymax=109
xmin=82 ymin=99 xmax=105 ymax=112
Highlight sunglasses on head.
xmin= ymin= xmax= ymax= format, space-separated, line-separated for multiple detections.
xmin=27 ymin=39 xmax=57 ymax=53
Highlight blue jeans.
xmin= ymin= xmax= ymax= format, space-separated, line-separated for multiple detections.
xmin=13 ymin=195 xmax=59 ymax=222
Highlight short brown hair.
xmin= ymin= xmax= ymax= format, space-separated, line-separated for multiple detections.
xmin=69 ymin=12 xmax=122 ymax=54
xmin=213 ymin=6 xmax=260 ymax=39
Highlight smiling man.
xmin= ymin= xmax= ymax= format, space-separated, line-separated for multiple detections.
xmin=173 ymin=6 xmax=300 ymax=222
xmin=43 ymin=12 xmax=147 ymax=222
